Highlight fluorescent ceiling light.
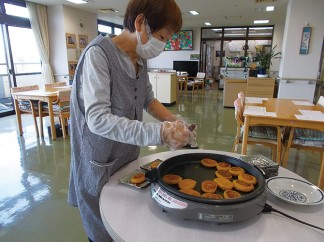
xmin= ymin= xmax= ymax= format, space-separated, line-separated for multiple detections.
xmin=189 ymin=11 xmax=199 ymax=15
xmin=205 ymin=22 xmax=211 ymax=26
xmin=250 ymin=27 xmax=273 ymax=30
xmin=266 ymin=6 xmax=275 ymax=11
xmin=66 ymin=0 xmax=87 ymax=4
xmin=254 ymin=20 xmax=269 ymax=24
xmin=224 ymin=28 xmax=247 ymax=31
xmin=212 ymin=29 xmax=222 ymax=32
xmin=98 ymin=8 xmax=119 ymax=13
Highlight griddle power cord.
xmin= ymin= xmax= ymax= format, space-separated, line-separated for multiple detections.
xmin=262 ymin=203 xmax=324 ymax=232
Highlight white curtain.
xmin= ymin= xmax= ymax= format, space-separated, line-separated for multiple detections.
xmin=26 ymin=1 xmax=54 ymax=84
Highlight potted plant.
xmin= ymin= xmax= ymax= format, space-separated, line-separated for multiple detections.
xmin=255 ymin=45 xmax=281 ymax=77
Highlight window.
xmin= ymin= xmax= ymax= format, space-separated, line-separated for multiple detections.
xmin=98 ymin=24 xmax=112 ymax=35
xmin=114 ymin=27 xmax=122 ymax=35
xmin=4 ymin=3 xmax=29 ymax=18
xmin=8 ymin=26 xmax=41 ymax=74
xmin=97 ymin=20 xmax=123 ymax=36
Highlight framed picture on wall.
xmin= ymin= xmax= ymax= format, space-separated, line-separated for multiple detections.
xmin=300 ymin=26 xmax=312 ymax=54
xmin=78 ymin=34 xmax=88 ymax=48
xmin=68 ymin=61 xmax=77 ymax=76
xmin=66 ymin=33 xmax=77 ymax=48
xmin=164 ymin=30 xmax=193 ymax=51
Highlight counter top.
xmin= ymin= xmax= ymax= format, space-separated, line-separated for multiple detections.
xmin=99 ymin=150 xmax=324 ymax=242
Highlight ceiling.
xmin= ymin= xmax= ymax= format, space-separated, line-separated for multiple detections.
xmin=27 ymin=0 xmax=289 ymax=28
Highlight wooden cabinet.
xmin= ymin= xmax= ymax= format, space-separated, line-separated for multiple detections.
xmin=246 ymin=77 xmax=275 ymax=98
xmin=148 ymin=72 xmax=177 ymax=106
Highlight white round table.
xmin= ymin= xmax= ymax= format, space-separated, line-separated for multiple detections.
xmin=99 ymin=150 xmax=324 ymax=242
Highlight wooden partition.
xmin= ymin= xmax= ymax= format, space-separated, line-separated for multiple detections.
xmin=246 ymin=77 xmax=275 ymax=98
xmin=223 ymin=79 xmax=247 ymax=107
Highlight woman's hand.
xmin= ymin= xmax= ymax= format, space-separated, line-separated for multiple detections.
xmin=161 ymin=120 xmax=196 ymax=150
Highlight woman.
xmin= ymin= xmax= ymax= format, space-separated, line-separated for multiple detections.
xmin=68 ymin=0 xmax=195 ymax=241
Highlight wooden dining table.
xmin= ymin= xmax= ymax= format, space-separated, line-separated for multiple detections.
xmin=11 ymin=86 xmax=71 ymax=140
xmin=242 ymin=98 xmax=324 ymax=186
xmin=242 ymin=98 xmax=324 ymax=153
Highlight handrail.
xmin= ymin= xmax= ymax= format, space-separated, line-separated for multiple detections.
xmin=279 ymin=77 xmax=319 ymax=81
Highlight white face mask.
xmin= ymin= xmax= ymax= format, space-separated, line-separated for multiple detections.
xmin=136 ymin=22 xmax=166 ymax=59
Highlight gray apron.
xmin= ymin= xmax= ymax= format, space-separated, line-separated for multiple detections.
xmin=68 ymin=35 xmax=149 ymax=242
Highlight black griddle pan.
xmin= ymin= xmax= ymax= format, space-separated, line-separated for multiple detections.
xmin=146 ymin=153 xmax=266 ymax=205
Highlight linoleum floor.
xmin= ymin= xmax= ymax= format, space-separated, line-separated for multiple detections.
xmin=0 ymin=86 xmax=322 ymax=242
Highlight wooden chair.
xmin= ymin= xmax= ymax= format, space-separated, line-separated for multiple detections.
xmin=232 ymin=92 xmax=283 ymax=163
xmin=42 ymin=89 xmax=71 ymax=139
xmin=11 ymin=85 xmax=41 ymax=136
xmin=177 ymin=75 xmax=188 ymax=95
xmin=282 ymin=96 xmax=324 ymax=188
xmin=187 ymin=72 xmax=205 ymax=95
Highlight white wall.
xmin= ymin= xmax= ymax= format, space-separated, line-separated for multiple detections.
xmin=47 ymin=5 xmax=97 ymax=82
xmin=147 ymin=28 xmax=201 ymax=70
xmin=279 ymin=0 xmax=324 ymax=79
xmin=48 ymin=5 xmax=66 ymax=78
xmin=271 ymin=21 xmax=285 ymax=73
xmin=63 ymin=5 xmax=98 ymax=62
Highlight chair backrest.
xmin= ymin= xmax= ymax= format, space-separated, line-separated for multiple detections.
xmin=57 ymin=90 xmax=71 ymax=111
xmin=234 ymin=94 xmax=245 ymax=125
xmin=196 ymin=72 xmax=206 ymax=79
xmin=45 ymin=82 xmax=66 ymax=89
xmin=316 ymin=96 xmax=324 ymax=109
xmin=11 ymin=85 xmax=39 ymax=93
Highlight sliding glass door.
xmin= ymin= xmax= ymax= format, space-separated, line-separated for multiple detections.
xmin=0 ymin=24 xmax=14 ymax=116
xmin=0 ymin=0 xmax=41 ymax=117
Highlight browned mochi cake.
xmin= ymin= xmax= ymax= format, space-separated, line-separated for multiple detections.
xmin=216 ymin=162 xmax=231 ymax=171
xmin=179 ymin=188 xmax=201 ymax=197
xmin=229 ymin=166 xmax=245 ymax=176
xmin=213 ymin=177 xmax=234 ymax=190
xmin=163 ymin=174 xmax=182 ymax=185
xmin=178 ymin=179 xmax=196 ymax=190
xmin=238 ymin=173 xmax=257 ymax=185
xmin=233 ymin=179 xmax=254 ymax=192
xmin=215 ymin=170 xmax=232 ymax=180
xmin=201 ymin=158 xmax=218 ymax=168
xmin=224 ymin=190 xmax=241 ymax=199
xmin=202 ymin=193 xmax=223 ymax=199
xmin=201 ymin=180 xmax=217 ymax=193
xmin=149 ymin=161 xmax=161 ymax=169
xmin=130 ymin=173 xmax=145 ymax=184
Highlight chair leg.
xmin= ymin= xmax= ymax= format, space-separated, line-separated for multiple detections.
xmin=30 ymin=102 xmax=39 ymax=137
xmin=318 ymin=152 xmax=324 ymax=189
xmin=282 ymin=127 xmax=295 ymax=167
xmin=232 ymin=136 xmax=240 ymax=153
xmin=61 ymin=117 xmax=67 ymax=139
xmin=271 ymin=148 xmax=276 ymax=161
xmin=38 ymin=101 xmax=44 ymax=137
xmin=276 ymin=128 xmax=282 ymax=165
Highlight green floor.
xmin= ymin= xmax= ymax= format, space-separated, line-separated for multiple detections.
xmin=0 ymin=86 xmax=322 ymax=242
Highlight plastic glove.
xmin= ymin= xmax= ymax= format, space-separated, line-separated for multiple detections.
xmin=161 ymin=120 xmax=195 ymax=150
xmin=165 ymin=114 xmax=187 ymax=123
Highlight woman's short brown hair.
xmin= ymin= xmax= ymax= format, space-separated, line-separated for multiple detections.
xmin=123 ymin=0 xmax=182 ymax=34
